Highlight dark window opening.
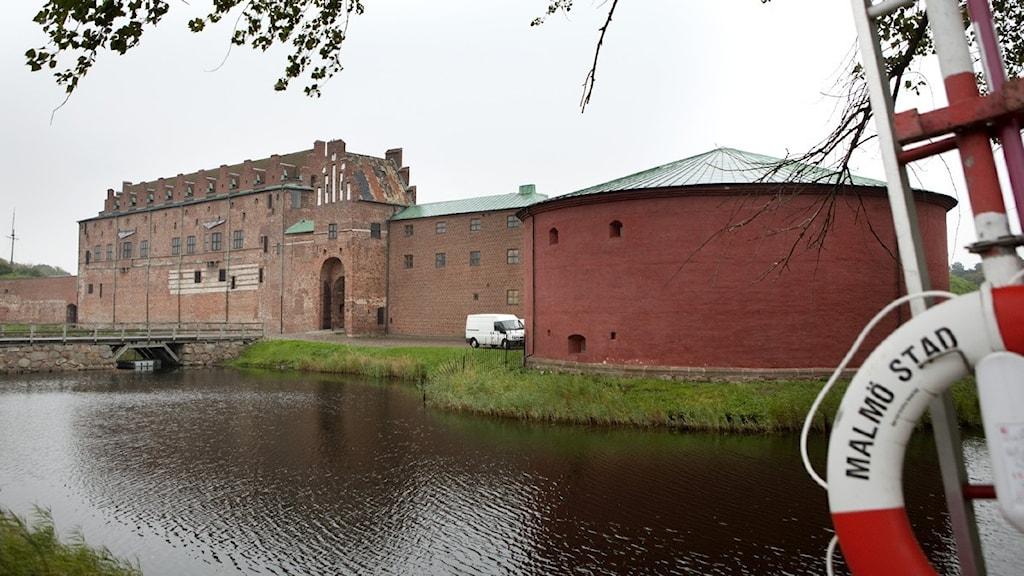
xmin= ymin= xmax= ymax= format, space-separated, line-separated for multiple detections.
xmin=568 ymin=334 xmax=586 ymax=354
xmin=404 ymin=254 xmax=413 ymax=269
xmin=370 ymin=222 xmax=381 ymax=239
xmin=377 ymin=307 xmax=385 ymax=325
xmin=610 ymin=220 xmax=623 ymax=238
xmin=549 ymin=227 xmax=559 ymax=245
xmin=211 ymin=232 xmax=222 ymax=251
xmin=473 ymin=293 xmax=479 ymax=301
xmin=328 ymin=223 xmax=338 ymax=240
xmin=261 ymin=235 xmax=268 ymax=253
xmin=87 ymin=284 xmax=94 ymax=294
xmin=231 ymin=276 xmax=237 ymax=289
xmin=85 ymin=251 xmax=91 ymax=264
xmin=404 ymin=224 xmax=414 ymax=236
xmin=610 ymin=331 xmax=617 ymax=340
xmin=218 ymin=269 xmax=227 ymax=282
xmin=258 ymin=268 xmax=264 ymax=283
xmin=99 ymin=284 xmax=103 ymax=297
xmin=470 ymin=251 xmax=481 ymax=266
xmin=194 ymin=271 xmax=202 ymax=284
xmin=435 ymin=252 xmax=446 ymax=268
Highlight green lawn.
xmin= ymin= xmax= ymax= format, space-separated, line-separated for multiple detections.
xmin=232 ymin=340 xmax=981 ymax=433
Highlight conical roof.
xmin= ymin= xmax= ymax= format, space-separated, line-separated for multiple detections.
xmin=560 ymin=147 xmax=888 ymax=200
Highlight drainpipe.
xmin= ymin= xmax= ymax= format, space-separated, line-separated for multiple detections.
xmin=384 ymin=212 xmax=392 ymax=336
xmin=529 ymin=212 xmax=536 ymax=363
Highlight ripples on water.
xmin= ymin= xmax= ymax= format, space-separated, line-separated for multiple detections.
xmin=0 ymin=369 xmax=1020 ymax=575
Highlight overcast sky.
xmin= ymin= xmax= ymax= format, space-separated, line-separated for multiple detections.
xmin=2 ymin=0 xmax=1016 ymax=272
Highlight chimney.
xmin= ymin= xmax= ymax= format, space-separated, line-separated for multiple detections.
xmin=399 ymin=166 xmax=410 ymax=186
xmin=386 ymin=148 xmax=403 ymax=168
xmin=518 ymin=184 xmax=536 ymax=196
xmin=406 ymin=185 xmax=417 ymax=205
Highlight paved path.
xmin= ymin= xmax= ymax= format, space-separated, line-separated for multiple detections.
xmin=266 ymin=330 xmax=466 ymax=349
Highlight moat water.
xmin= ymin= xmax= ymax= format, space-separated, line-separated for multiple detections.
xmin=0 ymin=369 xmax=1021 ymax=575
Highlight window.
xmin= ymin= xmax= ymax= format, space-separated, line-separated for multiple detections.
xmin=328 ymin=223 xmax=338 ymax=240
xmin=261 ymin=235 xmax=268 ymax=253
xmin=121 ymin=241 xmax=133 ymax=259
xmin=377 ymin=307 xmax=385 ymax=325
xmin=231 ymin=276 xmax=237 ymax=289
xmin=568 ymin=334 xmax=586 ymax=354
xmin=473 ymin=293 xmax=479 ymax=301
xmin=470 ymin=218 xmax=481 ymax=232
xmin=94 ymin=245 xmax=101 ymax=261
xmin=232 ymin=230 xmax=243 ymax=250
xmin=99 ymin=284 xmax=103 ymax=297
xmin=85 ymin=251 xmax=91 ymax=265
xmin=207 ymin=180 xmax=215 ymax=193
xmin=218 ymin=269 xmax=227 ymax=282
xmin=290 ymin=190 xmax=301 ymax=209
xmin=165 ymin=188 xmax=173 ymax=200
xmin=370 ymin=223 xmax=381 ymax=239
xmin=258 ymin=268 xmax=264 ymax=283
xmin=404 ymin=224 xmax=413 ymax=237
xmin=310 ymin=174 xmax=317 ymax=186
xmin=436 ymin=221 xmax=447 ymax=234
xmin=610 ymin=220 xmax=623 ymax=238
xmin=507 ymin=248 xmax=520 ymax=264
xmin=549 ymin=227 xmax=559 ymax=245
xmin=186 ymin=183 xmax=194 ymax=197
xmin=139 ymin=240 xmax=149 ymax=258
xmin=404 ymin=254 xmax=413 ymax=269
xmin=146 ymin=192 xmax=153 ymax=204
xmin=171 ymin=237 xmax=181 ymax=256
xmin=211 ymin=232 xmax=222 ymax=251
xmin=435 ymin=252 xmax=446 ymax=268
xmin=87 ymin=284 xmax=93 ymax=295
xmin=469 ymin=251 xmax=481 ymax=266
xmin=230 ymin=176 xmax=239 ymax=190
xmin=268 ymin=193 xmax=274 ymax=209
xmin=194 ymin=270 xmax=202 ymax=283
xmin=186 ymin=236 xmax=196 ymax=255
xmin=282 ymin=167 xmax=291 ymax=180
xmin=506 ymin=289 xmax=521 ymax=306
xmin=507 ymin=215 xmax=521 ymax=228
xmin=106 ymin=244 xmax=113 ymax=261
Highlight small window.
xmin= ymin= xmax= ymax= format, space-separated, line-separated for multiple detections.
xmin=404 ymin=254 xmax=413 ymax=269
xmin=610 ymin=220 xmax=623 ymax=238
xmin=121 ymin=241 xmax=133 ymax=259
xmin=404 ymin=224 xmax=414 ymax=237
xmin=94 ymin=245 xmax=101 ymax=261
xmin=328 ymin=223 xmax=338 ymax=240
xmin=186 ymin=236 xmax=196 ymax=255
xmin=85 ymin=251 xmax=91 ymax=265
xmin=211 ymin=232 xmax=222 ymax=251
xmin=231 ymin=276 xmax=237 ymax=289
xmin=186 ymin=183 xmax=194 ymax=197
xmin=194 ymin=270 xmax=202 ymax=284
xmin=507 ymin=215 xmax=521 ymax=229
xmin=260 ymin=235 xmax=268 ymax=253
xmin=311 ymin=174 xmax=317 ymax=186
xmin=99 ymin=283 xmax=103 ymax=297
xmin=255 ymin=171 xmax=264 ymax=185
xmin=139 ymin=240 xmax=149 ymax=258
xmin=507 ymin=248 xmax=520 ymax=265
xmin=171 ymin=237 xmax=181 ymax=256
xmin=218 ymin=269 xmax=227 ymax=282
xmin=370 ymin=222 xmax=381 ymax=239
xmin=610 ymin=331 xmax=617 ymax=340
xmin=207 ymin=180 xmax=215 ymax=193
xmin=230 ymin=176 xmax=239 ymax=190
xmin=87 ymin=284 xmax=94 ymax=294
xmin=282 ymin=167 xmax=291 ymax=180
xmin=506 ymin=289 xmax=521 ymax=306
xmin=232 ymin=230 xmax=243 ymax=250
xmin=258 ymin=268 xmax=264 ymax=283
xmin=568 ymin=334 xmax=586 ymax=354
xmin=470 ymin=218 xmax=481 ymax=232
xmin=165 ymin=188 xmax=173 ymax=200
xmin=435 ymin=252 xmax=446 ymax=268
xmin=436 ymin=221 xmax=447 ymax=234
xmin=473 ymin=293 xmax=479 ymax=301
xmin=377 ymin=307 xmax=385 ymax=325
xmin=549 ymin=227 xmax=559 ymax=245
xmin=469 ymin=251 xmax=481 ymax=266
xmin=268 ymin=193 xmax=274 ymax=209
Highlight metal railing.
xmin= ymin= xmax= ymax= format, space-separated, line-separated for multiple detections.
xmin=0 ymin=322 xmax=265 ymax=344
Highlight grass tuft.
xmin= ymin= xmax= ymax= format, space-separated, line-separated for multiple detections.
xmin=0 ymin=508 xmax=140 ymax=576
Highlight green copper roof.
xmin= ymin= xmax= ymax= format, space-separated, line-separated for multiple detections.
xmin=560 ymin=147 xmax=888 ymax=199
xmin=391 ymin=190 xmax=548 ymax=221
xmin=285 ymin=219 xmax=314 ymax=234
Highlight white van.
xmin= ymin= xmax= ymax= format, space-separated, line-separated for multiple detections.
xmin=465 ymin=314 xmax=525 ymax=348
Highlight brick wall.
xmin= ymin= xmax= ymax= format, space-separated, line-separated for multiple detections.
xmin=522 ymin=185 xmax=953 ymax=370
xmin=387 ymin=210 xmax=526 ymax=337
xmin=0 ymin=277 xmax=78 ymax=324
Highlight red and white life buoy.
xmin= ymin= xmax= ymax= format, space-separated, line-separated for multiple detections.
xmin=826 ymin=284 xmax=1024 ymax=575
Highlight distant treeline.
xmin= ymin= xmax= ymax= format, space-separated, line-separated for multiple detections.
xmin=950 ymin=262 xmax=981 ymax=295
xmin=0 ymin=258 xmax=70 ymax=279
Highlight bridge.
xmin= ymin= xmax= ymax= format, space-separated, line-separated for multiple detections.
xmin=0 ymin=322 xmax=263 ymax=367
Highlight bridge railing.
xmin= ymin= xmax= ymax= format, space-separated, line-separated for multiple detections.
xmin=0 ymin=322 xmax=265 ymax=343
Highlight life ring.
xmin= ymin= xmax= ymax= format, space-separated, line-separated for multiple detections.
xmin=826 ymin=284 xmax=1024 ymax=575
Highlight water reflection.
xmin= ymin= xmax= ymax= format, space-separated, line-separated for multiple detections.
xmin=0 ymin=369 xmax=1020 ymax=575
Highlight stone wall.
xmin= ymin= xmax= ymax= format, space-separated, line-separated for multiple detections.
xmin=0 ymin=339 xmax=251 ymax=373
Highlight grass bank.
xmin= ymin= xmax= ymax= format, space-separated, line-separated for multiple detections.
xmin=0 ymin=508 xmax=140 ymax=576
xmin=231 ymin=340 xmax=980 ymax=433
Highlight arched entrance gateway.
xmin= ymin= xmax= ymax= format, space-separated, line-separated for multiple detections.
xmin=319 ymin=258 xmax=345 ymax=331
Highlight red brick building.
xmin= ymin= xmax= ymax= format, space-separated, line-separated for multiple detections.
xmin=518 ymin=148 xmax=955 ymax=373
xmin=0 ymin=276 xmax=78 ymax=324
xmin=386 ymin=185 xmax=547 ymax=337
xmin=77 ymin=139 xmax=414 ymax=335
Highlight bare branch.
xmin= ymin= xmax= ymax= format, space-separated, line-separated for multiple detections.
xmin=580 ymin=0 xmax=620 ymax=112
